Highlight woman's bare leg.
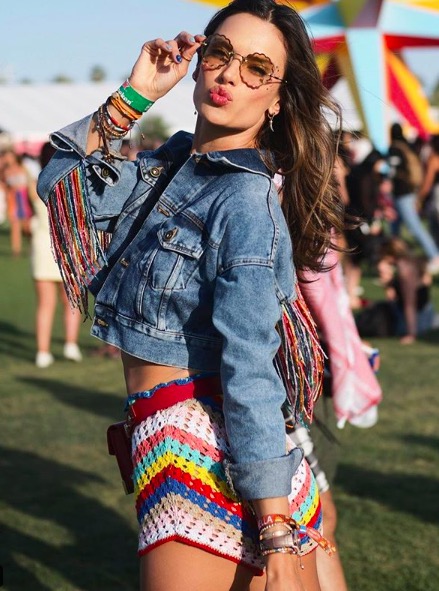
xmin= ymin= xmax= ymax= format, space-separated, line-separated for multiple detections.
xmin=140 ymin=542 xmax=320 ymax=591
xmin=140 ymin=542 xmax=263 ymax=591
xmin=10 ymin=219 xmax=21 ymax=256
xmin=35 ymin=280 xmax=57 ymax=352
xmin=59 ymin=285 xmax=81 ymax=344
xmin=343 ymin=258 xmax=362 ymax=309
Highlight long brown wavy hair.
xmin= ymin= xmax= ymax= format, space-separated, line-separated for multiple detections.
xmin=203 ymin=0 xmax=344 ymax=272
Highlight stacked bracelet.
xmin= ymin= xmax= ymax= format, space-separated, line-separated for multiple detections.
xmin=97 ymin=104 xmax=132 ymax=140
xmin=95 ymin=81 xmax=155 ymax=162
xmin=257 ymin=513 xmax=337 ymax=558
xmin=117 ymin=80 xmax=155 ymax=114
xmin=259 ymin=530 xmax=301 ymax=557
xmin=258 ymin=514 xmax=301 ymax=557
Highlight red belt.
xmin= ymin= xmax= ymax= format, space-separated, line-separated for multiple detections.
xmin=126 ymin=374 xmax=222 ymax=431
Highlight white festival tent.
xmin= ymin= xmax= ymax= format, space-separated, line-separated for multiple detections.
xmin=0 ymin=80 xmax=365 ymax=154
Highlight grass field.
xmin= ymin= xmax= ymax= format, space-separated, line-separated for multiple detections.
xmin=1 ymin=225 xmax=438 ymax=591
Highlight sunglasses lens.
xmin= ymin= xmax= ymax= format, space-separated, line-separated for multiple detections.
xmin=202 ymin=36 xmax=231 ymax=69
xmin=201 ymin=35 xmax=275 ymax=87
xmin=241 ymin=54 xmax=273 ymax=87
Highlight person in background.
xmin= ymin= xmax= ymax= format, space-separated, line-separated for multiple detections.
xmin=417 ymin=134 xmax=439 ymax=248
xmin=1 ymin=149 xmax=33 ymax=256
xmin=388 ymin=123 xmax=439 ymax=274
xmin=344 ymin=149 xmax=393 ymax=308
xmin=294 ymin=243 xmax=382 ymax=591
xmin=0 ymin=174 xmax=6 ymax=225
xmin=30 ymin=142 xmax=82 ymax=368
xmin=376 ymin=237 xmax=435 ymax=345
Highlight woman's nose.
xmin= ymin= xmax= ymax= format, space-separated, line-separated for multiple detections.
xmin=217 ymin=56 xmax=242 ymax=84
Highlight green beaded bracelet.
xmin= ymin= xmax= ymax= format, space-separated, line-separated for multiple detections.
xmin=117 ymin=80 xmax=155 ymax=113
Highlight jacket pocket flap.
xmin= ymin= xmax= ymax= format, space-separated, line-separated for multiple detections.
xmin=157 ymin=220 xmax=206 ymax=260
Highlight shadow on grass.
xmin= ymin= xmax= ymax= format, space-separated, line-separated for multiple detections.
xmin=0 ymin=446 xmax=137 ymax=591
xmin=419 ymin=327 xmax=439 ymax=344
xmin=18 ymin=377 xmax=124 ymax=422
xmin=402 ymin=433 xmax=439 ymax=451
xmin=337 ymin=464 xmax=439 ymax=524
xmin=0 ymin=320 xmax=35 ymax=361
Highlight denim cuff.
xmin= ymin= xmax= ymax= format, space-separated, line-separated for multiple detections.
xmin=225 ymin=447 xmax=304 ymax=500
xmin=50 ymin=114 xmax=125 ymax=186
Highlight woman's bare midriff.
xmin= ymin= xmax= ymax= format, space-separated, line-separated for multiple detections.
xmin=121 ymin=351 xmax=203 ymax=395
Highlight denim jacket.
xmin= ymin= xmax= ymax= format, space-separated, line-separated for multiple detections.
xmin=37 ymin=113 xmax=304 ymax=500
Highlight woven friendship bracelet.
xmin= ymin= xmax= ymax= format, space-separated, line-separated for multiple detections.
xmin=118 ymin=80 xmax=155 ymax=113
xmin=257 ymin=514 xmax=298 ymax=531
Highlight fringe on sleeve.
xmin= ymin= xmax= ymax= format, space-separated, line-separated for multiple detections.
xmin=274 ymin=284 xmax=324 ymax=425
xmin=47 ymin=163 xmax=109 ymax=315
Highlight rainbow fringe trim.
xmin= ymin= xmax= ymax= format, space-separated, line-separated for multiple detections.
xmin=275 ymin=284 xmax=324 ymax=424
xmin=47 ymin=164 xmax=109 ymax=314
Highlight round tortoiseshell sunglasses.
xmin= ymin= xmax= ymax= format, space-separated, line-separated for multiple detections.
xmin=200 ymin=34 xmax=287 ymax=88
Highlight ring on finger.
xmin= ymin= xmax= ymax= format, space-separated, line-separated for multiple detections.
xmin=178 ymin=46 xmax=192 ymax=62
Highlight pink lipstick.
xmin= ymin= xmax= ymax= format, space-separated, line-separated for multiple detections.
xmin=209 ymin=86 xmax=232 ymax=106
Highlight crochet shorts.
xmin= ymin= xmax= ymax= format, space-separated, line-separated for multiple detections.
xmin=131 ymin=390 xmax=322 ymax=575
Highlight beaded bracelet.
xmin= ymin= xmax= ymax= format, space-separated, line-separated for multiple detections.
xmin=97 ymin=105 xmax=128 ymax=139
xmin=117 ymin=80 xmax=155 ymax=113
xmin=260 ymin=547 xmax=295 ymax=557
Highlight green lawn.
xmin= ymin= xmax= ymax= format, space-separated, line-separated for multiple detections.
xmin=1 ymin=225 xmax=438 ymax=591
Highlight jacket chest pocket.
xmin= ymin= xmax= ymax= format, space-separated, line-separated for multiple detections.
xmin=148 ymin=217 xmax=207 ymax=291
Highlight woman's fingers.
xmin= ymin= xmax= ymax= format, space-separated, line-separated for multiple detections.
xmin=144 ymin=32 xmax=204 ymax=64
xmin=176 ymin=32 xmax=206 ymax=63
xmin=129 ymin=32 xmax=205 ymax=100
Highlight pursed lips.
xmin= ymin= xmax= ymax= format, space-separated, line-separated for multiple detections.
xmin=209 ymin=86 xmax=233 ymax=106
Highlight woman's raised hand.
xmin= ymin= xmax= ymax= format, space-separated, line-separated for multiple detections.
xmin=128 ymin=32 xmax=205 ymax=102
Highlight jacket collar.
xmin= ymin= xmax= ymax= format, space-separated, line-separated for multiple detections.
xmin=152 ymin=131 xmax=274 ymax=179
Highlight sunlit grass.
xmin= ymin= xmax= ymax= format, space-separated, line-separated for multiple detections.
xmin=0 ymin=226 xmax=438 ymax=590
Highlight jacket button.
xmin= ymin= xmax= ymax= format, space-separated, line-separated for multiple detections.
xmin=163 ymin=228 xmax=178 ymax=241
xmin=149 ymin=166 xmax=162 ymax=178
xmin=101 ymin=167 xmax=110 ymax=178
xmin=156 ymin=204 xmax=170 ymax=217
xmin=96 ymin=318 xmax=109 ymax=327
xmin=120 ymin=258 xmax=129 ymax=267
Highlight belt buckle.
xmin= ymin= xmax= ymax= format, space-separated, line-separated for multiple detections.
xmin=125 ymin=405 xmax=137 ymax=435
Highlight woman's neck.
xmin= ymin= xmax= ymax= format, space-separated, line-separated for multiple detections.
xmin=191 ymin=120 xmax=257 ymax=154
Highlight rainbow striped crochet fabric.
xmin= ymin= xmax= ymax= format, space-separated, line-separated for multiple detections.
xmin=130 ymin=391 xmax=322 ymax=572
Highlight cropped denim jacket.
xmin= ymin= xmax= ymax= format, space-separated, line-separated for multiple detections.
xmin=37 ymin=114 xmax=304 ymax=500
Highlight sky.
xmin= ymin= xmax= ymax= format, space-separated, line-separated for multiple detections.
xmin=0 ymin=0 xmax=438 ymax=93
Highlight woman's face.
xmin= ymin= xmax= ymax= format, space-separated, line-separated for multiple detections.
xmin=377 ymin=258 xmax=395 ymax=284
xmin=193 ymin=12 xmax=286 ymax=148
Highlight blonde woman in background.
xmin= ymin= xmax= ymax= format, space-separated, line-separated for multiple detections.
xmin=31 ymin=142 xmax=82 ymax=368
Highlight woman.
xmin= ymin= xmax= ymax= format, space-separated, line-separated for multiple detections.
xmin=418 ymin=134 xmax=439 ymax=248
xmin=31 ymin=142 xmax=82 ymax=368
xmin=376 ymin=237 xmax=434 ymax=345
xmin=38 ymin=1 xmax=344 ymax=589
xmin=344 ymin=149 xmax=392 ymax=308
xmin=1 ymin=149 xmax=33 ymax=256
xmin=388 ymin=123 xmax=439 ymax=274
